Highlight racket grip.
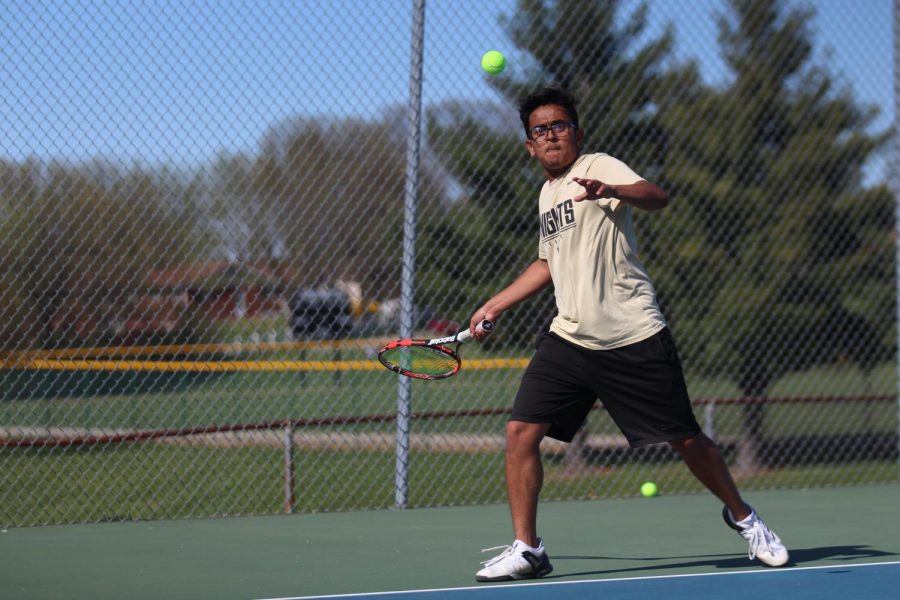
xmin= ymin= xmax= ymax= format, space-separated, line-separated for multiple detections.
xmin=477 ymin=320 xmax=494 ymax=334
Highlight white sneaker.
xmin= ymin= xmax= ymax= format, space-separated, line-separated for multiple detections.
xmin=723 ymin=506 xmax=789 ymax=567
xmin=475 ymin=539 xmax=553 ymax=582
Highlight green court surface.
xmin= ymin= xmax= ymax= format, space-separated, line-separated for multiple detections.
xmin=1 ymin=484 xmax=899 ymax=599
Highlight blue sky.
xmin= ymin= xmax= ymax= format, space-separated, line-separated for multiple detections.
xmin=0 ymin=0 xmax=893 ymax=174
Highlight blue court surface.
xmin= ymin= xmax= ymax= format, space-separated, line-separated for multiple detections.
xmin=267 ymin=561 xmax=900 ymax=600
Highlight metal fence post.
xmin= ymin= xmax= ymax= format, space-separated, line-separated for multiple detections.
xmin=703 ymin=400 xmax=716 ymax=441
xmin=893 ymin=0 xmax=900 ymax=474
xmin=396 ymin=0 xmax=426 ymax=509
xmin=283 ymin=424 xmax=295 ymax=514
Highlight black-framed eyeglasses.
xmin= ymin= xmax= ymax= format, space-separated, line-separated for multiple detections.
xmin=529 ymin=120 xmax=576 ymax=141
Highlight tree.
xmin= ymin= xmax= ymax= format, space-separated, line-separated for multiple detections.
xmin=216 ymin=115 xmax=446 ymax=303
xmin=0 ymin=160 xmax=214 ymax=348
xmin=651 ymin=0 xmax=894 ymax=471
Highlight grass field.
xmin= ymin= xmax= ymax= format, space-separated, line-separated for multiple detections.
xmin=1 ymin=347 xmax=898 ymax=526
xmin=2 ymin=442 xmax=897 ymax=527
xmin=1 ymin=360 xmax=895 ymax=435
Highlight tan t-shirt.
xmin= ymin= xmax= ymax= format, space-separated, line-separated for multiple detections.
xmin=537 ymin=153 xmax=666 ymax=350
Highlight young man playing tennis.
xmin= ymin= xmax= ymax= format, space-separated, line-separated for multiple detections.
xmin=469 ymin=86 xmax=788 ymax=582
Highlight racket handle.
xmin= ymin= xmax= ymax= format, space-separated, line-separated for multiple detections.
xmin=458 ymin=319 xmax=493 ymax=342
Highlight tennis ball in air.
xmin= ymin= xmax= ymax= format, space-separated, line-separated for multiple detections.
xmin=640 ymin=481 xmax=658 ymax=497
xmin=481 ymin=50 xmax=506 ymax=75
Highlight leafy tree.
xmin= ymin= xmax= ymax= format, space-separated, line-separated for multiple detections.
xmin=216 ymin=116 xmax=446 ymax=304
xmin=0 ymin=160 xmax=214 ymax=348
xmin=649 ymin=0 xmax=894 ymax=470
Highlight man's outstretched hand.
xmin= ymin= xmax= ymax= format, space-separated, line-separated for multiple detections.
xmin=572 ymin=177 xmax=618 ymax=202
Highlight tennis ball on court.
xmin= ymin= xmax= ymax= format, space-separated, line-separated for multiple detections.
xmin=481 ymin=50 xmax=506 ymax=75
xmin=640 ymin=481 xmax=658 ymax=497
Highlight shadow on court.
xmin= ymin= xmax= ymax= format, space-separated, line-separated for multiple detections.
xmin=548 ymin=545 xmax=899 ymax=579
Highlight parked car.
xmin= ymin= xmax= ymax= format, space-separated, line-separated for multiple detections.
xmin=289 ymin=288 xmax=353 ymax=339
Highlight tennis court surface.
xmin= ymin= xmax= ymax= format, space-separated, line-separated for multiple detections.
xmin=2 ymin=484 xmax=898 ymax=599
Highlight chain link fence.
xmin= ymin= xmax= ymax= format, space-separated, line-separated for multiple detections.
xmin=1 ymin=0 xmax=897 ymax=527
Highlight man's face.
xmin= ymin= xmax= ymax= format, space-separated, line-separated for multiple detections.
xmin=525 ymin=104 xmax=583 ymax=179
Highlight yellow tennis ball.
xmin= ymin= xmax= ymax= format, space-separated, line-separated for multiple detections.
xmin=640 ymin=481 xmax=658 ymax=497
xmin=481 ymin=50 xmax=506 ymax=75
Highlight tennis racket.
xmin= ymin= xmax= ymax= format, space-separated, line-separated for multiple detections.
xmin=377 ymin=320 xmax=494 ymax=380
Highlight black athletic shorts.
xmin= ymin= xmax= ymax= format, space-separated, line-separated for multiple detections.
xmin=511 ymin=328 xmax=701 ymax=447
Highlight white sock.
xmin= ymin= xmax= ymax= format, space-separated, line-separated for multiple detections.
xmin=735 ymin=511 xmax=756 ymax=528
xmin=515 ymin=539 xmax=544 ymax=553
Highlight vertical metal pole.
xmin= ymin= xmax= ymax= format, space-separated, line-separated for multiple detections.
xmin=396 ymin=0 xmax=426 ymax=509
xmin=893 ymin=0 xmax=900 ymax=472
xmin=703 ymin=400 xmax=716 ymax=441
xmin=283 ymin=424 xmax=295 ymax=513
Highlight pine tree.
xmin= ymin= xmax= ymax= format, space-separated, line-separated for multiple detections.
xmin=652 ymin=0 xmax=894 ymax=471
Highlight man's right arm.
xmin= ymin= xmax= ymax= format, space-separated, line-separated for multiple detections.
xmin=469 ymin=259 xmax=552 ymax=335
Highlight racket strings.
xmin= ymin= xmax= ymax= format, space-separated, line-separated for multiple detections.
xmin=380 ymin=345 xmax=459 ymax=377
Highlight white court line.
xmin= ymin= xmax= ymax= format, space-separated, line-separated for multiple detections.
xmin=254 ymin=560 xmax=900 ymax=600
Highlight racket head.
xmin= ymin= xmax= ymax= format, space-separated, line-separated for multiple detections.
xmin=377 ymin=340 xmax=461 ymax=380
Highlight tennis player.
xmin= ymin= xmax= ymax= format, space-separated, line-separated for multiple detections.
xmin=469 ymin=86 xmax=788 ymax=582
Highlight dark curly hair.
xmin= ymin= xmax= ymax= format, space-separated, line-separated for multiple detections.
xmin=517 ymin=86 xmax=579 ymax=139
